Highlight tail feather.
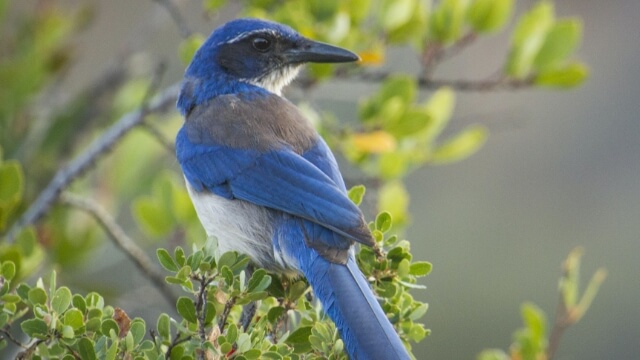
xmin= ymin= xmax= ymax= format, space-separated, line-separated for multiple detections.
xmin=304 ymin=255 xmax=410 ymax=360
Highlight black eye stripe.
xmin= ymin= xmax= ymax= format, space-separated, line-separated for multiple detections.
xmin=251 ymin=37 xmax=272 ymax=52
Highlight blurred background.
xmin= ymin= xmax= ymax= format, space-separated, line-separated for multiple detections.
xmin=3 ymin=0 xmax=639 ymax=359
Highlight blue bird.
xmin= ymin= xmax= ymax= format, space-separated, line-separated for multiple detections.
xmin=176 ymin=18 xmax=410 ymax=360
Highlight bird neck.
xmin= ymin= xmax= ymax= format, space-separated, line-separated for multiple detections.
xmin=177 ymin=71 xmax=270 ymax=116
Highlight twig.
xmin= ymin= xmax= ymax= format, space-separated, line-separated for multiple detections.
xmin=4 ymin=83 xmax=180 ymax=243
xmin=0 ymin=327 xmax=27 ymax=349
xmin=354 ymin=71 xmax=534 ymax=91
xmin=165 ymin=333 xmax=192 ymax=358
xmin=546 ymin=299 xmax=571 ymax=360
xmin=151 ymin=0 xmax=192 ymax=38
xmin=217 ymin=296 xmax=237 ymax=333
xmin=59 ymin=192 xmax=178 ymax=306
xmin=193 ymin=274 xmax=215 ymax=360
xmin=15 ymin=338 xmax=47 ymax=360
xmin=421 ymin=32 xmax=478 ymax=75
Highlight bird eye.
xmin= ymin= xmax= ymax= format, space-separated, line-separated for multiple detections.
xmin=251 ymin=37 xmax=272 ymax=52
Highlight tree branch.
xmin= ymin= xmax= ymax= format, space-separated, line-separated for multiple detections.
xmin=354 ymin=71 xmax=534 ymax=91
xmin=59 ymin=192 xmax=178 ymax=306
xmin=4 ymin=83 xmax=180 ymax=243
xmin=0 ymin=326 xmax=27 ymax=349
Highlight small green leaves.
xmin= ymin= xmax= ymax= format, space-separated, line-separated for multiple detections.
xmin=533 ymin=18 xmax=582 ymax=71
xmin=375 ymin=212 xmax=393 ymax=233
xmin=51 ymin=286 xmax=72 ymax=314
xmin=157 ymin=248 xmax=178 ymax=272
xmin=430 ymin=125 xmax=488 ymax=164
xmin=21 ymin=318 xmax=49 ymax=339
xmin=534 ymin=62 xmax=588 ymax=88
xmin=430 ymin=0 xmax=467 ymax=44
xmin=409 ymin=261 xmax=433 ymax=277
xmin=28 ymin=287 xmax=48 ymax=306
xmin=176 ymin=297 xmax=197 ymax=324
xmin=506 ymin=1 xmax=555 ymax=78
xmin=467 ymin=0 xmax=514 ymax=33
xmin=348 ymin=185 xmax=366 ymax=206
xmin=77 ymin=337 xmax=97 ymax=360
xmin=285 ymin=326 xmax=313 ymax=354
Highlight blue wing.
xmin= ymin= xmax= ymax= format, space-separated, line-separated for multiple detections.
xmin=176 ymin=127 xmax=373 ymax=246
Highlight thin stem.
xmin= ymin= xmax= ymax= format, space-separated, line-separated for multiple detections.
xmin=0 ymin=327 xmax=27 ymax=349
xmin=59 ymin=192 xmax=178 ymax=306
xmin=165 ymin=333 xmax=192 ymax=359
xmin=218 ymin=296 xmax=237 ymax=333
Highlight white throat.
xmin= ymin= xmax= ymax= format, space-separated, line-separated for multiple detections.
xmin=248 ymin=65 xmax=301 ymax=95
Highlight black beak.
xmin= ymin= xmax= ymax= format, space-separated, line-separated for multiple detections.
xmin=285 ymin=38 xmax=360 ymax=64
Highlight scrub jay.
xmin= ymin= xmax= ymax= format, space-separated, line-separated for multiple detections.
xmin=176 ymin=18 xmax=410 ymax=360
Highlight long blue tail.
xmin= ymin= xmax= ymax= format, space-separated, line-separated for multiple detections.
xmin=302 ymin=255 xmax=410 ymax=360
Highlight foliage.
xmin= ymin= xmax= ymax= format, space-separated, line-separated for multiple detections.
xmin=0 ymin=0 xmax=601 ymax=359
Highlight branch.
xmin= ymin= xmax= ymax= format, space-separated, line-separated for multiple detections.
xmin=4 ymin=83 xmax=180 ymax=243
xmin=165 ymin=333 xmax=192 ymax=359
xmin=59 ymin=192 xmax=178 ymax=307
xmin=421 ymin=32 xmax=478 ymax=75
xmin=354 ymin=71 xmax=534 ymax=91
xmin=217 ymin=296 xmax=237 ymax=333
xmin=151 ymin=0 xmax=192 ymax=38
xmin=0 ymin=326 xmax=27 ymax=349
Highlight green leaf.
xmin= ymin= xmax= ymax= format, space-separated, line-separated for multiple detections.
xmin=51 ymin=286 xmax=72 ymax=314
xmin=61 ymin=325 xmax=75 ymax=339
xmin=130 ymin=321 xmax=146 ymax=345
xmin=101 ymin=319 xmax=119 ymax=337
xmin=409 ymin=303 xmax=429 ymax=321
xmin=409 ymin=261 xmax=433 ymax=276
xmin=506 ymin=1 xmax=554 ymax=77
xmin=347 ymin=185 xmax=366 ymax=206
xmin=287 ymin=280 xmax=309 ymax=302
xmin=217 ymin=251 xmax=237 ymax=271
xmin=285 ymin=326 xmax=313 ymax=354
xmin=430 ymin=125 xmax=488 ymax=164
xmin=176 ymin=297 xmax=198 ymax=323
xmin=478 ymin=349 xmax=510 ymax=360
xmin=430 ymin=0 xmax=467 ymax=44
xmin=204 ymin=301 xmax=216 ymax=325
xmin=533 ymin=18 xmax=582 ymax=71
xmin=63 ymin=308 xmax=84 ymax=330
xmin=28 ymin=287 xmax=47 ymax=306
xmin=21 ymin=318 xmax=49 ymax=339
xmin=157 ymin=248 xmax=178 ymax=272
xmin=267 ymin=306 xmax=286 ymax=324
xmin=78 ymin=337 xmax=97 ymax=360
xmin=375 ymin=212 xmax=393 ymax=233
xmin=157 ymin=313 xmax=171 ymax=339
xmin=381 ymin=0 xmax=415 ymax=31
xmin=174 ymin=247 xmax=186 ymax=267
xmin=1 ymin=261 xmax=15 ymax=280
xmin=72 ymin=294 xmax=87 ymax=312
xmin=521 ymin=302 xmax=546 ymax=341
xmin=534 ymin=61 xmax=588 ymax=88
xmin=423 ymin=87 xmax=456 ymax=142
xmin=467 ymin=0 xmax=514 ymax=33
xmin=247 ymin=269 xmax=272 ymax=292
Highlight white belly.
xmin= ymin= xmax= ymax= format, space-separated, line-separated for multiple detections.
xmin=185 ymin=181 xmax=296 ymax=272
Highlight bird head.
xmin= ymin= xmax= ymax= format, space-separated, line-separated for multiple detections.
xmin=183 ymin=18 xmax=359 ymax=96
